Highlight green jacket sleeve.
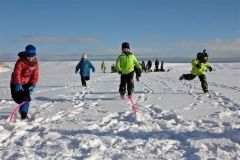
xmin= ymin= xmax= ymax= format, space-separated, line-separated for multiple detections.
xmin=115 ymin=55 xmax=122 ymax=72
xmin=191 ymin=59 xmax=198 ymax=66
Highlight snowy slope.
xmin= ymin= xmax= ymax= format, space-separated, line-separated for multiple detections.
xmin=0 ymin=61 xmax=240 ymax=159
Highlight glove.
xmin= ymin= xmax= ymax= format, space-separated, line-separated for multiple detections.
xmin=28 ymin=85 xmax=36 ymax=95
xmin=195 ymin=64 xmax=201 ymax=68
xmin=118 ymin=71 xmax=122 ymax=75
xmin=92 ymin=69 xmax=95 ymax=73
xmin=75 ymin=70 xmax=78 ymax=74
xmin=15 ymin=84 xmax=24 ymax=92
xmin=208 ymin=66 xmax=213 ymax=72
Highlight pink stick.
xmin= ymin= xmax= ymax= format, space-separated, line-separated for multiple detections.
xmin=9 ymin=102 xmax=25 ymax=122
xmin=128 ymin=96 xmax=137 ymax=114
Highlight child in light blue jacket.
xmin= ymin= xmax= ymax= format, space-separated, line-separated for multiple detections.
xmin=75 ymin=53 xmax=95 ymax=86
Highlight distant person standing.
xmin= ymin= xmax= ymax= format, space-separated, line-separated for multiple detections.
xmin=115 ymin=42 xmax=142 ymax=97
xmin=155 ymin=59 xmax=159 ymax=71
xmin=10 ymin=45 xmax=39 ymax=120
xmin=141 ymin=60 xmax=146 ymax=72
xmin=147 ymin=60 xmax=152 ymax=72
xmin=75 ymin=53 xmax=95 ymax=87
xmin=101 ymin=61 xmax=106 ymax=73
xmin=179 ymin=49 xmax=212 ymax=93
xmin=160 ymin=60 xmax=165 ymax=71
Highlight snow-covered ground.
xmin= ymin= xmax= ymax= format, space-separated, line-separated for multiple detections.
xmin=0 ymin=61 xmax=240 ymax=159
xmin=0 ymin=63 xmax=11 ymax=73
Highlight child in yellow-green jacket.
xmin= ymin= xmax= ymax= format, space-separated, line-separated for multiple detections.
xmin=116 ymin=42 xmax=142 ymax=97
xmin=179 ymin=50 xmax=213 ymax=93
xmin=101 ymin=61 xmax=106 ymax=73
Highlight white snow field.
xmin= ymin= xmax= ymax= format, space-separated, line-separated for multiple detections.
xmin=0 ymin=61 xmax=239 ymax=160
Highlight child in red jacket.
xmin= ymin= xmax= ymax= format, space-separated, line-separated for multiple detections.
xmin=10 ymin=45 xmax=39 ymax=120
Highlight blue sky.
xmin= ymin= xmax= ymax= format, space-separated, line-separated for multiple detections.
xmin=0 ymin=0 xmax=239 ymax=60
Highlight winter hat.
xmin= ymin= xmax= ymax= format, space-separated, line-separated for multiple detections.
xmin=197 ymin=52 xmax=203 ymax=60
xmin=82 ymin=53 xmax=87 ymax=59
xmin=25 ymin=45 xmax=36 ymax=57
xmin=122 ymin=42 xmax=130 ymax=50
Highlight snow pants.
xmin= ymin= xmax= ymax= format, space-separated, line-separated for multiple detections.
xmin=81 ymin=76 xmax=90 ymax=86
xmin=181 ymin=74 xmax=208 ymax=92
xmin=10 ymin=84 xmax=31 ymax=119
xmin=119 ymin=71 xmax=134 ymax=96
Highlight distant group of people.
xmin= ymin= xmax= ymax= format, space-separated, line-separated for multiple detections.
xmin=141 ymin=59 xmax=165 ymax=72
xmin=102 ymin=59 xmax=165 ymax=74
xmin=10 ymin=42 xmax=212 ymax=120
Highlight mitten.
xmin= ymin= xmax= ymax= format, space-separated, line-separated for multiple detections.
xmin=208 ymin=66 xmax=213 ymax=72
xmin=195 ymin=64 xmax=201 ymax=68
xmin=29 ymin=85 xmax=36 ymax=95
xmin=15 ymin=84 xmax=24 ymax=92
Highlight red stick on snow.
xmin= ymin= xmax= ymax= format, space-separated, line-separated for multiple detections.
xmin=127 ymin=95 xmax=137 ymax=114
xmin=9 ymin=102 xmax=25 ymax=122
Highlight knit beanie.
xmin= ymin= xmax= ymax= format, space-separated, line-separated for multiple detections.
xmin=122 ymin=42 xmax=130 ymax=50
xmin=25 ymin=45 xmax=36 ymax=57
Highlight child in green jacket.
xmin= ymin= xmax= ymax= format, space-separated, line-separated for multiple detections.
xmin=101 ymin=61 xmax=106 ymax=73
xmin=116 ymin=42 xmax=142 ymax=97
xmin=179 ymin=50 xmax=213 ymax=93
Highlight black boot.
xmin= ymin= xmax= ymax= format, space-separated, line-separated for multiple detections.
xmin=204 ymin=90 xmax=209 ymax=93
xmin=20 ymin=112 xmax=28 ymax=120
xmin=179 ymin=75 xmax=184 ymax=80
xmin=127 ymin=90 xmax=132 ymax=97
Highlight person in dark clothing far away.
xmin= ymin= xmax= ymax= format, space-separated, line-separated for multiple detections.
xmin=154 ymin=59 xmax=159 ymax=71
xmin=141 ymin=60 xmax=146 ymax=72
xmin=147 ymin=60 xmax=152 ymax=72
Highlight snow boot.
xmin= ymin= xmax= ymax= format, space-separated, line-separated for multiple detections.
xmin=20 ymin=112 xmax=28 ymax=120
xmin=179 ymin=75 xmax=184 ymax=80
xmin=128 ymin=91 xmax=132 ymax=97
xmin=204 ymin=90 xmax=209 ymax=93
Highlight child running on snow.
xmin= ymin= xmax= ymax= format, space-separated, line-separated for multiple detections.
xmin=179 ymin=49 xmax=213 ymax=93
xmin=115 ymin=42 xmax=142 ymax=97
xmin=10 ymin=45 xmax=39 ymax=120
xmin=101 ymin=61 xmax=106 ymax=73
xmin=75 ymin=53 xmax=95 ymax=87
